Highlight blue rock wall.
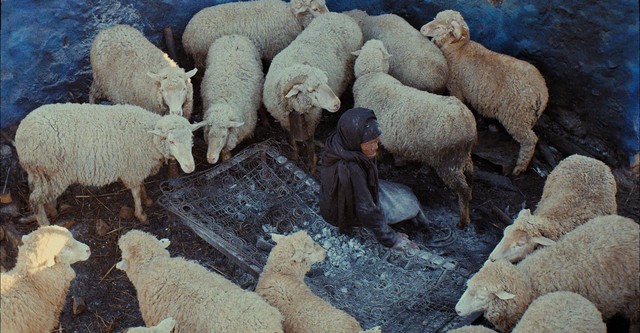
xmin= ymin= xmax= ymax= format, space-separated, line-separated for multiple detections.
xmin=1 ymin=0 xmax=638 ymax=156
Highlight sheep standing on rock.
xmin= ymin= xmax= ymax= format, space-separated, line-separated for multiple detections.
xmin=421 ymin=10 xmax=548 ymax=176
xmin=256 ymin=231 xmax=380 ymax=333
xmin=455 ymin=215 xmax=639 ymax=332
xmin=263 ymin=12 xmax=362 ymax=172
xmin=183 ymin=0 xmax=328 ymax=67
xmin=345 ymin=9 xmax=448 ymax=92
xmin=489 ymin=154 xmax=617 ymax=262
xmin=512 ymin=291 xmax=607 ymax=333
xmin=15 ymin=103 xmax=205 ymax=225
xmin=352 ymin=39 xmax=477 ymax=228
xmin=90 ymin=24 xmax=197 ymax=118
xmin=1 ymin=226 xmax=91 ymax=333
xmin=116 ymin=230 xmax=284 ymax=333
xmin=201 ymin=34 xmax=264 ymax=164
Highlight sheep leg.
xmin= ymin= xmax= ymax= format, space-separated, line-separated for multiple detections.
xmin=89 ymin=81 xmax=99 ymax=104
xmin=44 ymin=199 xmax=58 ymax=218
xmin=139 ymin=184 xmax=153 ymax=207
xmin=508 ymin=127 xmax=538 ymax=176
xmin=288 ymin=131 xmax=300 ymax=162
xmin=259 ymin=105 xmax=271 ymax=129
xmin=306 ymin=138 xmax=317 ymax=174
xmin=129 ymin=184 xmax=148 ymax=223
xmin=435 ymin=166 xmax=472 ymax=229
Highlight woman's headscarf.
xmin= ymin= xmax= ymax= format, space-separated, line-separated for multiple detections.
xmin=319 ymin=107 xmax=382 ymax=232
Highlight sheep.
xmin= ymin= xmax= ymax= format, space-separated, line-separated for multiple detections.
xmin=182 ymin=0 xmax=329 ymax=67
xmin=201 ymin=34 xmax=264 ymax=164
xmin=125 ymin=317 xmax=176 ymax=333
xmin=344 ymin=9 xmax=448 ymax=93
xmin=352 ymin=39 xmax=477 ymax=228
xmin=489 ymin=154 xmax=617 ymax=262
xmin=90 ymin=24 xmax=197 ymax=118
xmin=0 ymin=225 xmax=91 ymax=333
xmin=255 ymin=231 xmax=381 ymax=333
xmin=421 ymin=10 xmax=548 ymax=176
xmin=455 ymin=215 xmax=639 ymax=332
xmin=512 ymin=291 xmax=607 ymax=333
xmin=448 ymin=326 xmax=497 ymax=333
xmin=263 ymin=11 xmax=362 ymax=172
xmin=116 ymin=230 xmax=284 ymax=333
xmin=15 ymin=103 xmax=205 ymax=225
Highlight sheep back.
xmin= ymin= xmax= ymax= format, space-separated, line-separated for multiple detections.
xmin=90 ymin=24 xmax=195 ymax=118
xmin=512 ymin=291 xmax=606 ymax=333
xmin=345 ymin=9 xmax=448 ymax=92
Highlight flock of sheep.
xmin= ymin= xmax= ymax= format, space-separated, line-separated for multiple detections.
xmin=1 ymin=0 xmax=638 ymax=332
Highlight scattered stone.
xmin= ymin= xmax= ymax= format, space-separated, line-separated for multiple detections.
xmin=95 ymin=219 xmax=110 ymax=236
xmin=59 ymin=204 xmax=75 ymax=214
xmin=59 ymin=219 xmax=77 ymax=229
xmin=118 ymin=206 xmax=134 ymax=219
xmin=72 ymin=296 xmax=86 ymax=315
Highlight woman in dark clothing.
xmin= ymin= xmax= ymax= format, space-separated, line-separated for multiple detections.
xmin=319 ymin=107 xmax=420 ymax=250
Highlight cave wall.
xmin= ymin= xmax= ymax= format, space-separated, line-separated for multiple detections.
xmin=1 ymin=0 xmax=638 ymax=159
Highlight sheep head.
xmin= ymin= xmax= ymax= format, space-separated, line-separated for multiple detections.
xmin=149 ymin=114 xmax=206 ymax=173
xmin=456 ymin=260 xmax=532 ymax=333
xmin=203 ymin=104 xmax=245 ymax=164
xmin=116 ymin=230 xmax=170 ymax=279
xmin=352 ymin=39 xmax=391 ymax=78
xmin=17 ymin=225 xmax=90 ymax=271
xmin=290 ymin=0 xmax=329 ymax=27
xmin=125 ymin=317 xmax=176 ymax=333
xmin=148 ymin=66 xmax=197 ymax=117
xmin=268 ymin=231 xmax=326 ymax=275
xmin=420 ymin=10 xmax=470 ymax=48
xmin=283 ymin=69 xmax=341 ymax=114
xmin=488 ymin=209 xmax=555 ymax=263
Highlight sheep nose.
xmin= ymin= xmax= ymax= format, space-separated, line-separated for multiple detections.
xmin=207 ymin=156 xmax=218 ymax=164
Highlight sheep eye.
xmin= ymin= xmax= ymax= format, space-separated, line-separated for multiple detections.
xmin=169 ymin=140 xmax=175 ymax=145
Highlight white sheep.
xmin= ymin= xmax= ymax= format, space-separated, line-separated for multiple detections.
xmin=421 ymin=10 xmax=548 ymax=176
xmin=489 ymin=154 xmax=618 ymax=262
xmin=182 ymin=0 xmax=329 ymax=67
xmin=0 ymin=225 xmax=91 ymax=333
xmin=256 ymin=231 xmax=381 ymax=333
xmin=116 ymin=230 xmax=284 ymax=333
xmin=125 ymin=317 xmax=176 ymax=333
xmin=201 ymin=34 xmax=264 ymax=164
xmin=455 ymin=215 xmax=639 ymax=332
xmin=352 ymin=39 xmax=477 ymax=228
xmin=512 ymin=291 xmax=607 ymax=333
xmin=90 ymin=24 xmax=197 ymax=118
xmin=344 ymin=9 xmax=448 ymax=93
xmin=263 ymin=11 xmax=362 ymax=172
xmin=15 ymin=103 xmax=205 ymax=225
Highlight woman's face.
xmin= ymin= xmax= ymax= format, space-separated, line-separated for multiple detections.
xmin=360 ymin=137 xmax=379 ymax=159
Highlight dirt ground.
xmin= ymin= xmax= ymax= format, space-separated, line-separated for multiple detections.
xmin=1 ymin=82 xmax=639 ymax=332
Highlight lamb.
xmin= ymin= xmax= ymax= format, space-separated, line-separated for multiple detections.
xmin=421 ymin=10 xmax=548 ymax=176
xmin=344 ymin=9 xmax=448 ymax=93
xmin=116 ymin=230 xmax=284 ymax=333
xmin=125 ymin=317 xmax=176 ymax=333
xmin=15 ymin=103 xmax=205 ymax=225
xmin=455 ymin=215 xmax=639 ymax=332
xmin=1 ymin=225 xmax=91 ymax=333
xmin=201 ymin=34 xmax=264 ymax=164
xmin=352 ymin=39 xmax=477 ymax=228
xmin=255 ymin=231 xmax=381 ymax=333
xmin=182 ymin=0 xmax=329 ymax=67
xmin=263 ymin=12 xmax=362 ymax=172
xmin=512 ymin=291 xmax=607 ymax=333
xmin=90 ymin=24 xmax=197 ymax=118
xmin=489 ymin=154 xmax=617 ymax=262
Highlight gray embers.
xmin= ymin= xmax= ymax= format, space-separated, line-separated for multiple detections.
xmin=158 ymin=142 xmax=470 ymax=332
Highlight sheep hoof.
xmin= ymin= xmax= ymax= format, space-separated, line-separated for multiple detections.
xmin=136 ymin=213 xmax=148 ymax=224
xmin=456 ymin=221 xmax=468 ymax=229
xmin=512 ymin=165 xmax=526 ymax=176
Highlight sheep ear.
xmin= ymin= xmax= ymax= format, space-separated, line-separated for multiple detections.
xmin=45 ymin=256 xmax=56 ymax=267
xmin=159 ymin=238 xmax=170 ymax=248
xmin=383 ymin=52 xmax=392 ymax=60
xmin=294 ymin=6 xmax=307 ymax=14
xmin=147 ymin=71 xmax=162 ymax=82
xmin=191 ymin=121 xmax=207 ymax=132
xmin=271 ymin=233 xmax=285 ymax=244
xmin=351 ymin=50 xmax=361 ymax=56
xmin=285 ymin=86 xmax=301 ymax=98
xmin=116 ymin=259 xmax=128 ymax=270
xmin=185 ymin=68 xmax=197 ymax=78
xmin=495 ymin=291 xmax=515 ymax=300
xmin=228 ymin=121 xmax=245 ymax=128
xmin=532 ymin=236 xmax=555 ymax=247
xmin=451 ymin=20 xmax=463 ymax=41
xmin=148 ymin=129 xmax=166 ymax=138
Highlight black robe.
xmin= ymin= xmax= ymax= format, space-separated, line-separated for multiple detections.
xmin=319 ymin=108 xmax=397 ymax=247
